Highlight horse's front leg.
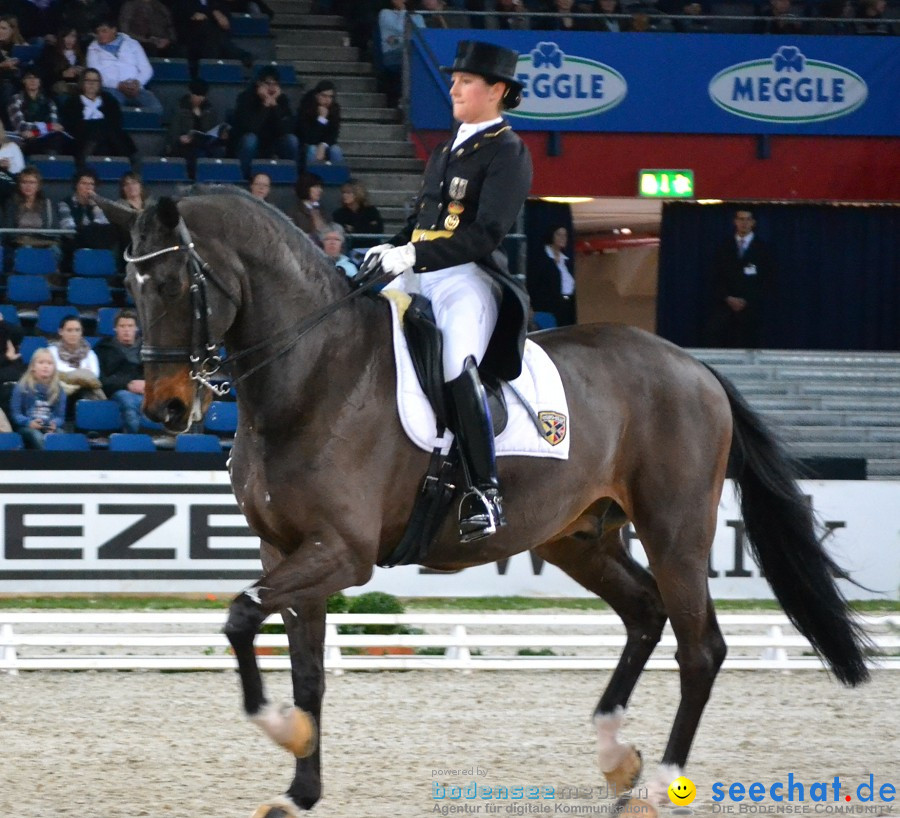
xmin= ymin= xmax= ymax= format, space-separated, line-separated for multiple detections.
xmin=224 ymin=533 xmax=373 ymax=768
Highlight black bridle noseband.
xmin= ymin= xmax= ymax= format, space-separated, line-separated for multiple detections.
xmin=124 ymin=218 xmax=393 ymax=398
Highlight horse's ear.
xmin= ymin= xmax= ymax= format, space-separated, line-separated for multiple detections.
xmin=156 ymin=196 xmax=181 ymax=230
xmin=94 ymin=195 xmax=137 ymax=232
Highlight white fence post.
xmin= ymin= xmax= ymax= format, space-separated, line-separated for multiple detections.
xmin=1 ymin=623 xmax=18 ymax=675
xmin=325 ymin=623 xmax=343 ymax=675
xmin=761 ymin=625 xmax=788 ymax=662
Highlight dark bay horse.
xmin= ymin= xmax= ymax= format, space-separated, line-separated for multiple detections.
xmin=98 ymin=191 xmax=869 ymax=818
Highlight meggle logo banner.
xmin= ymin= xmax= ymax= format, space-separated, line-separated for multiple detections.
xmin=511 ymin=41 xmax=627 ymax=121
xmin=709 ymin=46 xmax=869 ymax=124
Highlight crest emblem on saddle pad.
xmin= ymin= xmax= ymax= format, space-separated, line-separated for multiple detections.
xmin=449 ymin=177 xmax=468 ymax=199
xmin=539 ymin=411 xmax=567 ymax=446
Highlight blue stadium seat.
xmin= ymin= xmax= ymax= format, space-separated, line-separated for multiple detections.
xmin=0 ymin=304 xmax=18 ymax=324
xmin=204 ymin=401 xmax=238 ymax=434
xmin=97 ymin=307 xmax=119 ymax=336
xmin=75 ymin=400 xmax=124 ymax=434
xmin=253 ymin=62 xmax=296 ymax=85
xmin=141 ymin=157 xmax=190 ymax=182
xmin=122 ymin=109 xmax=162 ymax=129
xmin=68 ymin=277 xmax=113 ymax=307
xmin=251 ymin=159 xmax=297 ymax=184
xmin=108 ymin=433 xmax=157 ymax=452
xmin=149 ymin=58 xmax=191 ymax=81
xmin=196 ymin=158 xmax=243 ymax=183
xmin=6 ymin=275 xmax=52 ymax=305
xmin=532 ymin=311 xmax=558 ymax=330
xmin=86 ymin=156 xmax=132 ymax=181
xmin=0 ymin=432 xmax=24 ymax=450
xmin=11 ymin=43 xmax=44 ymax=65
xmin=29 ymin=154 xmax=75 ymax=180
xmin=86 ymin=335 xmax=100 ymax=347
xmin=44 ymin=433 xmax=91 ymax=451
xmin=198 ymin=59 xmax=244 ymax=83
xmin=311 ymin=163 xmax=350 ymax=185
xmin=231 ymin=14 xmax=271 ymax=36
xmin=36 ymin=305 xmax=78 ymax=336
xmin=19 ymin=335 xmax=46 ymax=364
xmin=14 ymin=247 xmax=57 ymax=276
xmin=73 ymin=248 xmax=118 ymax=278
xmin=175 ymin=433 xmax=223 ymax=453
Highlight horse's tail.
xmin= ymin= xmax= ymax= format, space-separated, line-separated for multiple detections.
xmin=705 ymin=365 xmax=871 ymax=687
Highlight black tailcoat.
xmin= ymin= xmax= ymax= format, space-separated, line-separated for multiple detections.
xmin=390 ymin=119 xmax=533 ymax=381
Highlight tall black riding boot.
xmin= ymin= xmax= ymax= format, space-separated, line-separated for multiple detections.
xmin=447 ymin=357 xmax=507 ymax=542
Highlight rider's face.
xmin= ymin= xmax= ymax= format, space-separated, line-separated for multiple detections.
xmin=449 ymin=72 xmax=504 ymax=124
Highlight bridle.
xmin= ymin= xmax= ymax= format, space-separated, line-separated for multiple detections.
xmin=124 ymin=217 xmax=393 ymax=399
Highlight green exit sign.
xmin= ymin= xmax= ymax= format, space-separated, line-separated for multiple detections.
xmin=638 ymin=169 xmax=694 ymax=198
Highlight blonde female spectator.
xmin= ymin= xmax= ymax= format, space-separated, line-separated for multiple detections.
xmin=332 ymin=179 xmax=384 ymax=244
xmin=4 ymin=165 xmax=59 ymax=258
xmin=49 ymin=315 xmax=105 ymax=419
xmin=0 ymin=120 xmax=25 ymax=220
xmin=10 ymin=347 xmax=66 ymax=449
xmin=117 ymin=171 xmax=153 ymax=212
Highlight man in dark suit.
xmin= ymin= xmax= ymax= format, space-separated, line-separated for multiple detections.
xmin=708 ymin=209 xmax=775 ymax=348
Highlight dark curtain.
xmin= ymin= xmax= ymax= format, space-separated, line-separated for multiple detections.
xmin=657 ymin=202 xmax=900 ymax=350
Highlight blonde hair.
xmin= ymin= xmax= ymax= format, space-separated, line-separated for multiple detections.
xmin=19 ymin=348 xmax=62 ymax=406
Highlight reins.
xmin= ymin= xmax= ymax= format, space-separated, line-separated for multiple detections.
xmin=125 ymin=219 xmax=394 ymax=396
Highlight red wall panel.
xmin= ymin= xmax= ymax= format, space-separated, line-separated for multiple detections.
xmin=415 ymin=132 xmax=900 ymax=201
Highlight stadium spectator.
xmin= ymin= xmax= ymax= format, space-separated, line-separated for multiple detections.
xmin=815 ymin=0 xmax=856 ymax=32
xmin=490 ymin=0 xmax=530 ymax=29
xmin=59 ymin=0 xmax=115 ymax=44
xmin=86 ymin=17 xmax=163 ymax=115
xmin=755 ymin=0 xmax=807 ymax=33
xmin=319 ymin=222 xmax=358 ymax=278
xmin=707 ymin=209 xmax=775 ymax=348
xmin=7 ymin=68 xmax=71 ymax=157
xmin=526 ymin=225 xmax=577 ymax=327
xmin=230 ymin=65 xmax=298 ymax=180
xmin=59 ymin=67 xmax=137 ymax=168
xmin=0 ymin=15 xmax=25 ymax=124
xmin=10 ymin=347 xmax=66 ymax=449
xmin=165 ymin=77 xmax=227 ymax=179
xmin=377 ymin=0 xmax=425 ymax=106
xmin=95 ymin=308 xmax=145 ymax=433
xmin=172 ymin=0 xmax=254 ymax=78
xmin=49 ymin=315 xmax=105 ymax=418
xmin=4 ymin=165 xmax=59 ymax=258
xmin=118 ymin=0 xmax=177 ymax=58
xmin=332 ymin=179 xmax=383 ymax=246
xmin=592 ymin=0 xmax=633 ymax=30
xmin=295 ymin=79 xmax=344 ymax=169
xmin=0 ymin=121 xmax=25 ymax=220
xmin=292 ymin=171 xmax=328 ymax=237
xmin=38 ymin=26 xmax=87 ymax=99
xmin=855 ymin=0 xmax=893 ymax=33
xmin=117 ymin=170 xmax=151 ymax=212
xmin=0 ymin=310 xmax=26 ymax=384
xmin=536 ymin=0 xmax=597 ymax=30
xmin=249 ymin=171 xmax=271 ymax=201
xmin=58 ymin=168 xmax=119 ymax=266
xmin=15 ymin=0 xmax=62 ymax=41
xmin=421 ymin=0 xmax=470 ymax=27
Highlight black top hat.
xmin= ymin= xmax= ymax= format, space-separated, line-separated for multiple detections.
xmin=441 ymin=40 xmax=523 ymax=98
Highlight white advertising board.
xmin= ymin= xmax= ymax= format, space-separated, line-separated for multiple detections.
xmin=0 ymin=470 xmax=897 ymax=600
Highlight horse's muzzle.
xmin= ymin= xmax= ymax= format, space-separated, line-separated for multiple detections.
xmin=144 ymin=370 xmax=201 ymax=432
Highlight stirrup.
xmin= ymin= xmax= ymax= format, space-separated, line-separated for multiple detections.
xmin=458 ymin=487 xmax=506 ymax=543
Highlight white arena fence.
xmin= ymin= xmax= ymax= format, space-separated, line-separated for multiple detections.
xmin=1 ymin=612 xmax=898 ymax=673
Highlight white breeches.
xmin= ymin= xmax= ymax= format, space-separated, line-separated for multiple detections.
xmin=387 ymin=262 xmax=500 ymax=381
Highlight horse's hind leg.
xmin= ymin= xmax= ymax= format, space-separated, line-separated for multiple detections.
xmin=534 ymin=513 xmax=667 ymax=797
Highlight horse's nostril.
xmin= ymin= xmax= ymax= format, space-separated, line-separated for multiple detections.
xmin=164 ymin=398 xmax=187 ymax=422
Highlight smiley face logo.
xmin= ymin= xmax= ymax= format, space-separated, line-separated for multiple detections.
xmin=668 ymin=776 xmax=697 ymax=806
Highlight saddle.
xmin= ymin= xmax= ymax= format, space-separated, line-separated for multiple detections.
xmin=379 ymin=293 xmax=506 ymax=568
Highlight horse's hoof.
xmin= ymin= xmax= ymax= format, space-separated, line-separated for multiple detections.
xmin=615 ymin=796 xmax=658 ymax=817
xmin=250 ymin=795 xmax=302 ymax=818
xmin=251 ymin=702 xmax=318 ymax=758
xmin=603 ymin=744 xmax=643 ymax=795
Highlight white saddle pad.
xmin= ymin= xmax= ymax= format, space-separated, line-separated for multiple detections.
xmin=383 ymin=291 xmax=570 ymax=459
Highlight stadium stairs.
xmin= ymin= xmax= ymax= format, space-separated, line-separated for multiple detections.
xmin=691 ymin=349 xmax=900 ymax=479
xmin=270 ymin=0 xmax=424 ymax=233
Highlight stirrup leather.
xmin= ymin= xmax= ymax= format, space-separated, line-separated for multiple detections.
xmin=458 ymin=486 xmax=506 ymax=542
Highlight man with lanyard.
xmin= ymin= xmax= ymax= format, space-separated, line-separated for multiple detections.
xmin=364 ymin=41 xmax=533 ymax=542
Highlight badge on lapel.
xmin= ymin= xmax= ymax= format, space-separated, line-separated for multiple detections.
xmin=449 ymin=177 xmax=468 ymax=200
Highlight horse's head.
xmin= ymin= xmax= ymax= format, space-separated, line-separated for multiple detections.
xmin=97 ymin=195 xmax=241 ymax=432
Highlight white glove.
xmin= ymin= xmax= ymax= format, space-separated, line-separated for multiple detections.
xmin=363 ymin=243 xmax=394 ymax=263
xmin=379 ymin=243 xmax=416 ymax=275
